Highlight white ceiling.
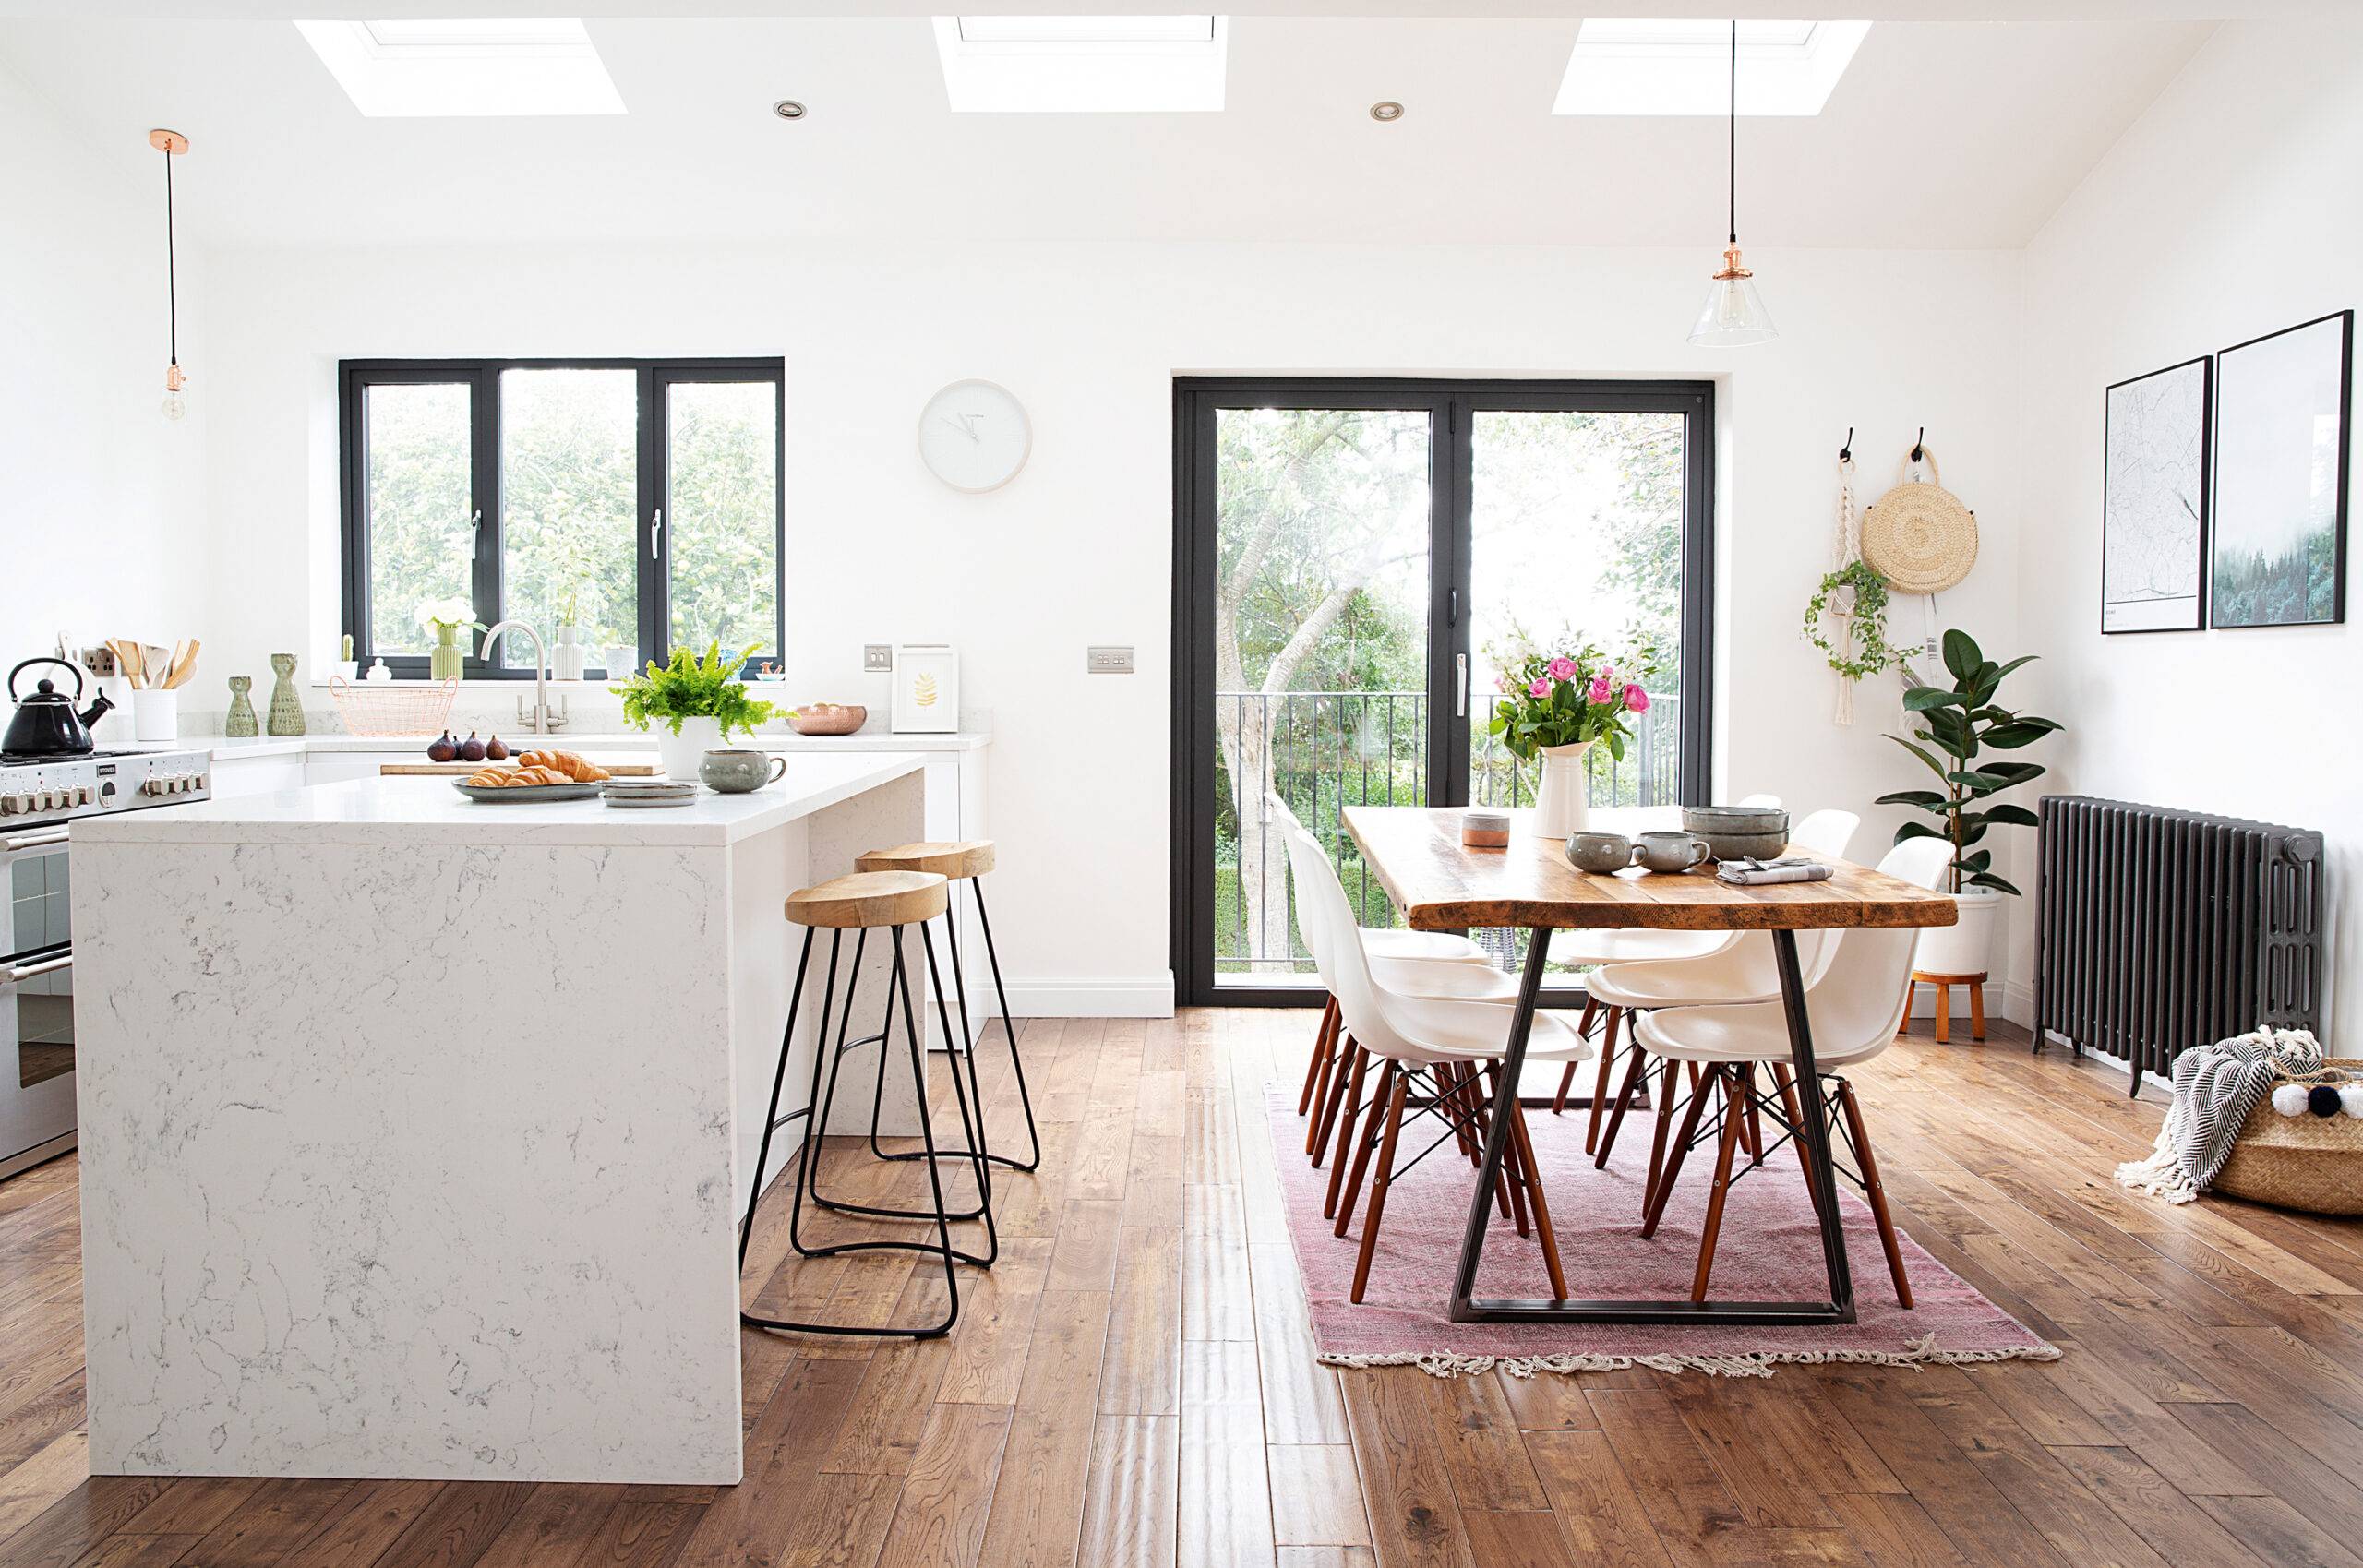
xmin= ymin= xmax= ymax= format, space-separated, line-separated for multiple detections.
xmin=1 ymin=13 xmax=2217 ymax=251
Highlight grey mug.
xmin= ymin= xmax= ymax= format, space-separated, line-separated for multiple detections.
xmin=1565 ymin=832 xmax=1642 ymax=875
xmin=700 ymin=749 xmax=787 ymax=793
xmin=1636 ymin=831 xmax=1711 ymax=873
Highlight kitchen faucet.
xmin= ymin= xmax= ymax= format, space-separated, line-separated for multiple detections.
xmin=479 ymin=620 xmax=567 ymax=735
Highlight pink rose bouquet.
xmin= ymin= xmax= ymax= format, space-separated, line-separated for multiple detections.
xmin=1486 ymin=632 xmax=1664 ymax=764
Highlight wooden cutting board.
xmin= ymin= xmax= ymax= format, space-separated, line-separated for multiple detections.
xmin=380 ymin=760 xmax=657 ymax=776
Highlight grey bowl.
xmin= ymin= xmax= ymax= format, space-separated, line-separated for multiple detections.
xmin=1682 ymin=805 xmax=1791 ymax=862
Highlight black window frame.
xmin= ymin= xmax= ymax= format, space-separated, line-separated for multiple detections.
xmin=339 ymin=356 xmax=786 ymax=679
xmin=1170 ymin=376 xmax=1718 ymax=1009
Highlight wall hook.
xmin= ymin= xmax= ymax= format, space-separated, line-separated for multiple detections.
xmin=1910 ymin=426 xmax=1925 ymax=463
xmin=1838 ymin=426 xmax=1853 ymax=463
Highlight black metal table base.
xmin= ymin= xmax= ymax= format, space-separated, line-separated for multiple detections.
xmin=1447 ymin=925 xmax=1858 ymax=1327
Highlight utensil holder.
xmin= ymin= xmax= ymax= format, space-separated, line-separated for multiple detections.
xmin=132 ymin=689 xmax=178 ymax=741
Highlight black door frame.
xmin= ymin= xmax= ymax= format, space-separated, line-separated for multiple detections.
xmin=1171 ymin=376 xmax=1717 ymax=1008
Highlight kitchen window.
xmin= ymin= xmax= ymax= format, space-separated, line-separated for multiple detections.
xmin=339 ymin=358 xmax=784 ymax=678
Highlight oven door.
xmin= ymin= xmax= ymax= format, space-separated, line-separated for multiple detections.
xmin=0 ymin=827 xmax=76 ymax=1179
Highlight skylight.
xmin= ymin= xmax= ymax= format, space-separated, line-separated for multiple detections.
xmin=1553 ymin=18 xmax=1869 ymax=116
xmin=294 ymin=17 xmax=626 ymax=117
xmin=930 ymin=15 xmax=1228 ymax=113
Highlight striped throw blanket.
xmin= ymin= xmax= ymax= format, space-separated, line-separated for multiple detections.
xmin=2117 ymin=1026 xmax=2324 ymax=1203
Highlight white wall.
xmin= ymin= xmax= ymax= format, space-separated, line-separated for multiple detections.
xmin=195 ymin=238 xmax=2024 ymax=1004
xmin=2015 ymin=19 xmax=2361 ymax=1038
xmin=0 ymin=61 xmax=205 ymax=685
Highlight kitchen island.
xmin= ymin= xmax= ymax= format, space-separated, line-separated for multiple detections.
xmin=69 ymin=753 xmax=937 ymax=1484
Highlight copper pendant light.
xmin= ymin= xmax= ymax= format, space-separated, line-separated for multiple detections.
xmin=1687 ymin=22 xmax=1776 ymax=347
xmin=150 ymin=128 xmax=190 ymax=419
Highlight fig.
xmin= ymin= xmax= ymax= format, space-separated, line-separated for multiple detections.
xmin=427 ymin=731 xmax=457 ymax=763
xmin=485 ymin=735 xmax=508 ymax=760
xmin=459 ymin=730 xmax=486 ymax=763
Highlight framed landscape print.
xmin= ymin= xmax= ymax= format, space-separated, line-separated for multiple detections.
xmin=2211 ymin=310 xmax=2352 ymax=628
xmin=2102 ymin=356 xmax=2211 ymax=633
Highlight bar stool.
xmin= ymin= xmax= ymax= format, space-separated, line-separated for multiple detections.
xmin=854 ymin=840 xmax=1040 ymax=1175
xmin=739 ymin=868 xmax=991 ymax=1340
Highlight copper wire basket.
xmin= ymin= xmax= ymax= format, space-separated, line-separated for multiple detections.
xmin=327 ymin=676 xmax=460 ymax=737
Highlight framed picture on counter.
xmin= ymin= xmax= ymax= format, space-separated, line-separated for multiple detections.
xmin=2211 ymin=310 xmax=2351 ymax=628
xmin=2101 ymin=355 xmax=2211 ymax=634
xmin=892 ymin=644 xmax=960 ymax=734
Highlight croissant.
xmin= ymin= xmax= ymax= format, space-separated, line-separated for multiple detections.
xmin=520 ymin=749 xmax=611 ymax=783
xmin=513 ymin=765 xmax=570 ymax=785
xmin=464 ymin=769 xmax=511 ymax=787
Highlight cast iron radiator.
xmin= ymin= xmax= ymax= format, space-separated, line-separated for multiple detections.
xmin=2033 ymin=795 xmax=2324 ymax=1095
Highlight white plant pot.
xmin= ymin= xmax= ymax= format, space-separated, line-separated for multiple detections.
xmin=551 ymin=628 xmax=586 ymax=682
xmin=1914 ymin=887 xmax=2003 ymax=976
xmin=1530 ymin=742 xmax=1594 ymax=840
xmin=655 ymin=715 xmax=724 ymax=781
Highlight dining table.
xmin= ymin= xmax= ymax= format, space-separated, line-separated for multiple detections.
xmin=1342 ymin=805 xmax=1956 ymax=1328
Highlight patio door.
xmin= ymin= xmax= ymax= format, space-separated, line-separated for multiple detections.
xmin=1171 ymin=378 xmax=1714 ymax=1006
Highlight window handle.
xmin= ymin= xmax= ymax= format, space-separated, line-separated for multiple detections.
xmin=470 ymin=509 xmax=484 ymax=559
xmin=650 ymin=509 xmax=664 ymax=560
xmin=1457 ymin=652 xmax=1469 ymax=718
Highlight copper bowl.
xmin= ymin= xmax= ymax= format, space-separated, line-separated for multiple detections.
xmin=786 ymin=702 xmax=866 ymax=736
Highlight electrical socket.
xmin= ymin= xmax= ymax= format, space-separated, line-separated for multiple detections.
xmin=863 ymin=645 xmax=894 ymax=673
xmin=1087 ymin=645 xmax=1136 ymax=675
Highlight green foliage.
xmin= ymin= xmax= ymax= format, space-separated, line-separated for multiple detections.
xmin=1804 ymin=560 xmax=1895 ymax=680
xmin=1486 ymin=634 xmax=1662 ymax=763
xmin=1876 ymin=629 xmax=2061 ymax=896
xmin=612 ymin=640 xmax=778 ymax=738
xmin=2211 ymin=526 xmax=2339 ymax=627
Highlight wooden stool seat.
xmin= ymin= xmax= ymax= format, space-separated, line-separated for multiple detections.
xmin=1911 ymin=970 xmax=1986 ymax=1044
xmin=857 ymin=840 xmax=996 ymax=880
xmin=786 ymin=870 xmax=948 ymax=928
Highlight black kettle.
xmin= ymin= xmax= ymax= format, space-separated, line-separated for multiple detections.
xmin=5 ymin=658 xmax=112 ymax=757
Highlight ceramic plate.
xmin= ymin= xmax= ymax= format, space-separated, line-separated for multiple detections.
xmin=451 ymin=781 xmax=602 ymax=804
xmin=602 ymin=793 xmax=696 ymax=808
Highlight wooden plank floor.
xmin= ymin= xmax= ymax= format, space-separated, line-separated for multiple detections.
xmin=8 ymin=1009 xmax=2363 ymax=1568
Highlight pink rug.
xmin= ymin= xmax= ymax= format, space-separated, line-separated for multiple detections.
xmin=1267 ymin=1085 xmax=2057 ymax=1378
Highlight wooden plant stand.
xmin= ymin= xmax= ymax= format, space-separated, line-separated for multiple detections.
xmin=1913 ymin=971 xmax=1986 ymax=1044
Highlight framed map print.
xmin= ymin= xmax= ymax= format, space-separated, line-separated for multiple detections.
xmin=2212 ymin=311 xmax=2352 ymax=628
xmin=2102 ymin=355 xmax=2211 ymax=633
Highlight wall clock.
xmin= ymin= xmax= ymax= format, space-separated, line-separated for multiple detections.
xmin=918 ymin=379 xmax=1030 ymax=493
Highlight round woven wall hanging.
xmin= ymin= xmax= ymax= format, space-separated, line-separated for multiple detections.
xmin=1861 ymin=448 xmax=1977 ymax=593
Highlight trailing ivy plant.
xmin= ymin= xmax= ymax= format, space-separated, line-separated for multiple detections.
xmin=612 ymin=640 xmax=778 ymax=738
xmin=1877 ymin=629 xmax=2061 ymax=896
xmin=1803 ymin=559 xmax=1895 ymax=681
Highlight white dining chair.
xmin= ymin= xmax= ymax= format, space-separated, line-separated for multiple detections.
xmin=1633 ymin=834 xmax=1952 ymax=1307
xmin=1283 ymin=821 xmax=1594 ymax=1303
xmin=1265 ymin=794 xmax=1497 ymax=1161
xmin=1566 ymin=808 xmax=1861 ymax=1199
xmin=1548 ymin=793 xmax=1785 ymax=1153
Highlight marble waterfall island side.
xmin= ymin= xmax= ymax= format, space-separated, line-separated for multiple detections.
xmin=71 ymin=755 xmax=933 ymax=1483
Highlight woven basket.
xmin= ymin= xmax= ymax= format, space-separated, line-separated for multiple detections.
xmin=2213 ymin=1059 xmax=2363 ymax=1215
xmin=1861 ymin=449 xmax=1978 ymax=593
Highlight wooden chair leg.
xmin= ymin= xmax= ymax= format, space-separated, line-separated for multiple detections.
xmin=1581 ymin=1008 xmax=1622 ymax=1154
xmin=1320 ymin=1044 xmax=1370 ymax=1215
xmin=1838 ymin=1079 xmax=1913 ymax=1309
xmin=1640 ymin=1056 xmax=1683 ymax=1215
xmin=1349 ymin=1070 xmax=1410 ymax=1302
xmin=1969 ymin=979 xmax=1987 ymax=1044
xmin=1313 ymin=1035 xmax=1363 ymax=1170
xmin=1460 ymin=1065 xmax=1520 ymax=1227
xmin=1769 ymin=1063 xmax=1828 ymax=1225
xmin=1552 ymin=996 xmax=1601 ymax=1114
xmin=1299 ymin=997 xmax=1339 ymax=1122
xmin=1496 ymin=1066 xmax=1569 ymax=1301
xmin=1641 ymin=1062 xmax=1715 ymax=1239
xmin=1691 ymin=1068 xmax=1748 ymax=1302
xmin=1335 ymin=1059 xmax=1397 ymax=1238
xmin=1444 ymin=1063 xmax=1482 ymax=1167
xmin=1740 ymin=1063 xmax=1765 ymax=1166
xmin=1595 ymin=1040 xmax=1649 ymax=1173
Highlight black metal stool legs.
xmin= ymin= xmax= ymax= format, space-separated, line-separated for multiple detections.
xmin=739 ymin=921 xmax=979 ymax=1340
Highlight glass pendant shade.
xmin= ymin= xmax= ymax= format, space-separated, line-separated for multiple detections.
xmin=1687 ymin=245 xmax=1776 ymax=347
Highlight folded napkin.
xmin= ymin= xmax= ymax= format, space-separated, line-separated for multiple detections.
xmin=1715 ymin=856 xmax=1834 ymax=886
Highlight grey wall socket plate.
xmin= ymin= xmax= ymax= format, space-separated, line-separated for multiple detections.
xmin=1087 ymin=646 xmax=1135 ymax=675
xmin=863 ymin=645 xmax=894 ymax=672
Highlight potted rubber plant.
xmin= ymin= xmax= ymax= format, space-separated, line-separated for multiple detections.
xmin=1877 ymin=629 xmax=2062 ymax=975
xmin=612 ymin=640 xmax=779 ymax=780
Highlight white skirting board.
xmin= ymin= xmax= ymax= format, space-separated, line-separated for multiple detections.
xmin=996 ymin=974 xmax=1176 ymax=1018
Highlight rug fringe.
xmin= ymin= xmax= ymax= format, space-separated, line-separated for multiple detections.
xmin=1317 ymin=1333 xmax=2062 ymax=1381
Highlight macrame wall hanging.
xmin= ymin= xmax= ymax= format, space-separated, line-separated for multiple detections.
xmin=1802 ymin=432 xmax=1893 ymax=724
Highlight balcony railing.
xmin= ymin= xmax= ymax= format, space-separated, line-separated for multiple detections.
xmin=1213 ymin=688 xmax=1682 ymax=981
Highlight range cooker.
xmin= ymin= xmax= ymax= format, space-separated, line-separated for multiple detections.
xmin=0 ymin=747 xmax=210 ymax=1179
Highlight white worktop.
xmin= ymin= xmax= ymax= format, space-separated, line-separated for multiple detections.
xmin=108 ymin=729 xmax=989 ymax=761
xmin=73 ymin=751 xmax=926 ymax=847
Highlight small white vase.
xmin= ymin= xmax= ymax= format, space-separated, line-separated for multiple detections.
xmin=1915 ymin=886 xmax=2003 ymax=976
xmin=656 ymin=715 xmax=724 ymax=780
xmin=1530 ymin=742 xmax=1594 ymax=840
xmin=551 ymin=626 xmax=586 ymax=682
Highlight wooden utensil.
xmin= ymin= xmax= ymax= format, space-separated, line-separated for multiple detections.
xmin=112 ymin=640 xmax=145 ymax=690
xmin=145 ymin=645 xmax=170 ymax=689
xmin=165 ymin=640 xmax=200 ymax=689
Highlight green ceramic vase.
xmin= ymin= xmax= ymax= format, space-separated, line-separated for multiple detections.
xmin=266 ymin=653 xmax=306 ymax=736
xmin=429 ymin=626 xmax=465 ymax=681
xmin=224 ymin=676 xmax=258 ymax=738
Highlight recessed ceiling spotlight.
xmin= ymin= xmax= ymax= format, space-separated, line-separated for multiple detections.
xmin=773 ymin=100 xmax=807 ymax=120
xmin=1369 ymin=101 xmax=1404 ymax=122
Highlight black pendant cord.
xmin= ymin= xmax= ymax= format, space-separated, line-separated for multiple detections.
xmin=1726 ymin=18 xmax=1737 ymax=245
xmin=162 ymin=143 xmax=178 ymax=365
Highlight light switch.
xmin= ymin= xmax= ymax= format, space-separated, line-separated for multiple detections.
xmin=1087 ymin=646 xmax=1135 ymax=675
xmin=863 ymin=645 xmax=894 ymax=673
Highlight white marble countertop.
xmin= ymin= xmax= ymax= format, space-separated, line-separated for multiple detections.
xmin=108 ymin=730 xmax=988 ymax=760
xmin=72 ymin=751 xmax=927 ymax=847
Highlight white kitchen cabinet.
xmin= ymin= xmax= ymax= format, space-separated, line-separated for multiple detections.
xmin=208 ymin=756 xmax=306 ymax=798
